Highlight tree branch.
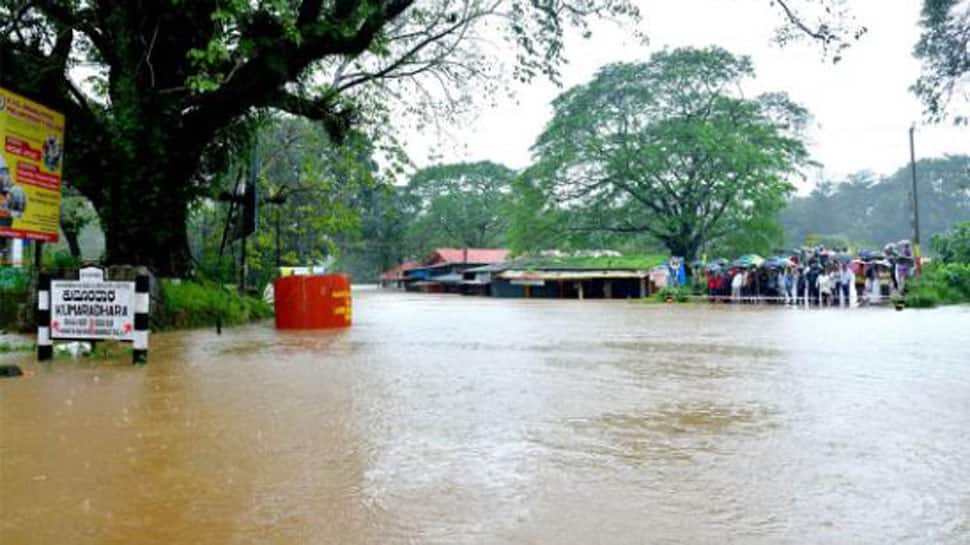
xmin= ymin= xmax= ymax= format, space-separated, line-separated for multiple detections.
xmin=267 ymin=90 xmax=356 ymax=141
xmin=185 ymin=0 xmax=415 ymax=143
xmin=774 ymin=0 xmax=833 ymax=43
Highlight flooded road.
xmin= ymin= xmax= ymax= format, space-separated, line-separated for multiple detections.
xmin=2 ymin=287 xmax=969 ymax=544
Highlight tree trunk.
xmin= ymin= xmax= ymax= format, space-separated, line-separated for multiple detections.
xmin=63 ymin=229 xmax=82 ymax=260
xmin=665 ymin=237 xmax=700 ymax=262
xmin=102 ymin=190 xmax=192 ymax=277
xmin=99 ymin=150 xmax=196 ymax=277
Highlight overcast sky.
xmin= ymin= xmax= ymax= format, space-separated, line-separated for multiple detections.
xmin=403 ymin=0 xmax=968 ymax=189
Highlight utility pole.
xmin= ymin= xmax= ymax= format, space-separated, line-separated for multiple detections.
xmin=908 ymin=125 xmax=922 ymax=276
xmin=239 ymin=136 xmax=259 ymax=293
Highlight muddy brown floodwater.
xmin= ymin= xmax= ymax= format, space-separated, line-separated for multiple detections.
xmin=2 ymin=287 xmax=969 ymax=544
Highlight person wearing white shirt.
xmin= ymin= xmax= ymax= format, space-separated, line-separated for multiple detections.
xmin=816 ymin=271 xmax=833 ymax=307
xmin=731 ymin=271 xmax=744 ymax=303
xmin=839 ymin=265 xmax=855 ymax=306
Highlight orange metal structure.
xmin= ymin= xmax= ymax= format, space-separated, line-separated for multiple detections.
xmin=273 ymin=274 xmax=352 ymax=329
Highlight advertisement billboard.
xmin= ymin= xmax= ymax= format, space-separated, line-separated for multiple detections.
xmin=0 ymin=87 xmax=65 ymax=242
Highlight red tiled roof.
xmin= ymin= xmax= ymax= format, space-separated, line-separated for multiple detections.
xmin=380 ymin=261 xmax=420 ymax=280
xmin=426 ymin=248 xmax=510 ymax=265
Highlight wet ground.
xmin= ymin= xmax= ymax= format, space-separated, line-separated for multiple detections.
xmin=2 ymin=287 xmax=969 ymax=544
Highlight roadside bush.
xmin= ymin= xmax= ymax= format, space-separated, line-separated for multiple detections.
xmin=0 ymin=268 xmax=31 ymax=331
xmin=655 ymin=286 xmax=690 ymax=303
xmin=931 ymin=221 xmax=970 ymax=264
xmin=43 ymin=248 xmax=82 ymax=269
xmin=158 ymin=280 xmax=273 ymax=330
xmin=904 ymin=262 xmax=970 ymax=308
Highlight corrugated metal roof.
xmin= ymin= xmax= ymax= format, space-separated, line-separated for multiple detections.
xmin=427 ymin=248 xmax=510 ymax=265
xmin=498 ymin=269 xmax=649 ymax=280
xmin=380 ymin=261 xmax=420 ymax=280
xmin=463 ymin=263 xmax=508 ymax=273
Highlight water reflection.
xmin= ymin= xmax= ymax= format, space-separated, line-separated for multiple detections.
xmin=2 ymin=289 xmax=969 ymax=544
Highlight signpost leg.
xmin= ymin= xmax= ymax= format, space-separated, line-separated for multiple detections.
xmin=37 ymin=273 xmax=52 ymax=361
xmin=133 ymin=275 xmax=150 ymax=364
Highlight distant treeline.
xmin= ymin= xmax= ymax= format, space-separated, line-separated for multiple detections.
xmin=780 ymin=155 xmax=970 ymax=251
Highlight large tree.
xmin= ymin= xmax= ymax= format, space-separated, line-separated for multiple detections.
xmin=402 ymin=161 xmax=514 ymax=254
xmin=0 ymin=0 xmax=638 ymax=275
xmin=527 ymin=47 xmax=811 ymax=260
xmin=187 ymin=116 xmax=382 ymax=284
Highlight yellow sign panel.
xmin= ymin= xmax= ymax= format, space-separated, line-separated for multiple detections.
xmin=0 ymin=88 xmax=65 ymax=242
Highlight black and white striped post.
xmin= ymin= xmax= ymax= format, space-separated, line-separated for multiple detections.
xmin=133 ymin=274 xmax=150 ymax=364
xmin=37 ymin=273 xmax=52 ymax=361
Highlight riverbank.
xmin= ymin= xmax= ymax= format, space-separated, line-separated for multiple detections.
xmin=0 ymin=276 xmax=272 ymax=333
xmin=155 ymin=280 xmax=273 ymax=330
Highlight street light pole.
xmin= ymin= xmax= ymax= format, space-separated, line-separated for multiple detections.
xmin=908 ymin=125 xmax=922 ymax=276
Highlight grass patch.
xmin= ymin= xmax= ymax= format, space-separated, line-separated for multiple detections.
xmin=158 ymin=280 xmax=273 ymax=330
xmin=0 ymin=341 xmax=34 ymax=353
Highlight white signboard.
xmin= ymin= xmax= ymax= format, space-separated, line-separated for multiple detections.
xmin=50 ymin=278 xmax=135 ymax=341
xmin=79 ymin=266 xmax=105 ymax=283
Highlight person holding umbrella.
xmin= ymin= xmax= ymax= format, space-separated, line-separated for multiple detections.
xmin=839 ymin=263 xmax=855 ymax=306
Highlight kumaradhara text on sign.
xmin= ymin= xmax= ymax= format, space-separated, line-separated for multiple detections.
xmin=50 ymin=276 xmax=135 ymax=341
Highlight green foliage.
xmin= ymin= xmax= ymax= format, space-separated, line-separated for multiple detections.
xmin=904 ymin=261 xmax=970 ymax=307
xmin=158 ymin=281 xmax=273 ymax=331
xmin=654 ymin=286 xmax=690 ymax=303
xmin=0 ymin=268 xmax=30 ymax=293
xmin=42 ymin=247 xmax=82 ymax=270
xmin=1 ymin=0 xmax=640 ymax=275
xmin=528 ymin=46 xmax=811 ymax=260
xmin=188 ymin=118 xmax=383 ymax=286
xmin=0 ymin=269 xmax=30 ymax=331
xmin=931 ymin=221 xmax=970 ymax=264
xmin=0 ymin=341 xmax=33 ymax=353
xmin=248 ymin=120 xmax=378 ymax=286
xmin=334 ymin=183 xmax=408 ymax=282
xmin=781 ymin=156 xmax=970 ymax=250
xmin=505 ymin=172 xmax=646 ymax=254
xmin=711 ymin=213 xmax=788 ymax=258
xmin=511 ymin=254 xmax=666 ymax=270
xmin=913 ymin=0 xmax=970 ymax=123
xmin=402 ymin=161 xmax=515 ymax=257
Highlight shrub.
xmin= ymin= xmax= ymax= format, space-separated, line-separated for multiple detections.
xmin=655 ymin=286 xmax=690 ymax=303
xmin=158 ymin=280 xmax=273 ymax=330
xmin=0 ymin=269 xmax=31 ymax=331
xmin=904 ymin=262 xmax=970 ymax=308
xmin=931 ymin=221 xmax=970 ymax=264
xmin=43 ymin=248 xmax=82 ymax=269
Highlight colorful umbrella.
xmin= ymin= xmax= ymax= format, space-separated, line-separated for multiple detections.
xmin=733 ymin=254 xmax=765 ymax=268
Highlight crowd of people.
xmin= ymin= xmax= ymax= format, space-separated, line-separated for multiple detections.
xmin=690 ymin=241 xmax=918 ymax=307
